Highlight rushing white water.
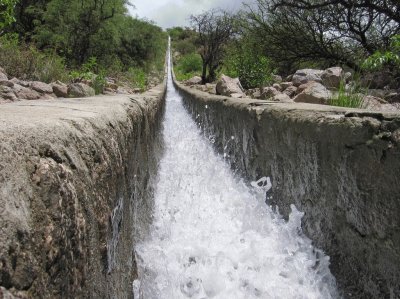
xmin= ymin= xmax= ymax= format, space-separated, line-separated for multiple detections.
xmin=133 ymin=42 xmax=340 ymax=299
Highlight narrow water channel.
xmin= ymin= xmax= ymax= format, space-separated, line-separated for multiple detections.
xmin=133 ymin=42 xmax=340 ymax=299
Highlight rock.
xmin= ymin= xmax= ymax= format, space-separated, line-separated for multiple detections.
xmin=271 ymin=93 xmax=293 ymax=103
xmin=292 ymin=69 xmax=323 ymax=87
xmin=13 ymin=84 xmax=41 ymax=100
xmin=273 ymin=83 xmax=282 ymax=91
xmin=248 ymin=88 xmax=261 ymax=99
xmin=293 ymin=81 xmax=331 ymax=104
xmin=362 ymin=71 xmax=397 ymax=89
xmin=272 ymin=75 xmax=283 ymax=83
xmin=261 ymin=87 xmax=280 ymax=100
xmin=361 ymin=95 xmax=398 ymax=112
xmin=216 ymin=75 xmax=245 ymax=97
xmin=367 ymin=89 xmax=387 ymax=99
xmin=106 ymin=82 xmax=118 ymax=90
xmin=0 ymin=67 xmax=8 ymax=81
xmin=51 ymin=82 xmax=68 ymax=98
xmin=285 ymin=74 xmax=293 ymax=82
xmin=186 ymin=76 xmax=202 ymax=86
xmin=231 ymin=93 xmax=246 ymax=98
xmin=0 ymin=80 xmax=14 ymax=88
xmin=31 ymin=81 xmax=53 ymax=94
xmin=344 ymin=72 xmax=352 ymax=82
xmin=0 ymin=86 xmax=18 ymax=102
xmin=205 ymin=83 xmax=216 ymax=94
xmin=321 ymin=67 xmax=344 ymax=89
xmin=10 ymin=78 xmax=30 ymax=87
xmin=385 ymin=92 xmax=400 ymax=103
xmin=283 ymin=86 xmax=298 ymax=98
xmin=68 ymin=83 xmax=95 ymax=98
xmin=280 ymin=82 xmax=294 ymax=90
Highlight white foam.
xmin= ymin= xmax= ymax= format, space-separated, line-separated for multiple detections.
xmin=134 ymin=41 xmax=340 ymax=299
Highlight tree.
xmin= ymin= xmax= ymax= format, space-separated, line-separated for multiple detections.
xmin=0 ymin=0 xmax=18 ymax=33
xmin=244 ymin=0 xmax=400 ymax=73
xmin=190 ymin=9 xmax=235 ymax=84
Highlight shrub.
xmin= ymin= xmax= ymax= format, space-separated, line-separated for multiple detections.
xmin=174 ymin=53 xmax=202 ymax=81
xmin=125 ymin=67 xmax=147 ymax=91
xmin=0 ymin=33 xmax=68 ymax=83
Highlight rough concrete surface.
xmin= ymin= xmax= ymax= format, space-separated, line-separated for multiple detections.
xmin=174 ymin=78 xmax=400 ymax=299
xmin=0 ymin=83 xmax=166 ymax=298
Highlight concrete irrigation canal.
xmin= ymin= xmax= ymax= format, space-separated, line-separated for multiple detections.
xmin=0 ymin=43 xmax=399 ymax=298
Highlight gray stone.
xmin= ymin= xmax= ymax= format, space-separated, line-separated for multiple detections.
xmin=68 ymin=83 xmax=96 ymax=98
xmin=31 ymin=81 xmax=53 ymax=94
xmin=272 ymin=75 xmax=283 ymax=83
xmin=280 ymin=82 xmax=294 ymax=90
xmin=272 ymin=83 xmax=282 ymax=91
xmin=361 ymin=95 xmax=398 ymax=112
xmin=294 ymin=81 xmax=331 ymax=104
xmin=205 ymin=83 xmax=217 ymax=94
xmin=13 ymin=84 xmax=41 ymax=100
xmin=0 ymin=67 xmax=8 ymax=81
xmin=10 ymin=78 xmax=30 ymax=87
xmin=261 ymin=86 xmax=280 ymax=100
xmin=321 ymin=67 xmax=344 ymax=89
xmin=0 ymin=80 xmax=14 ymax=88
xmin=292 ymin=69 xmax=323 ymax=87
xmin=51 ymin=83 xmax=68 ymax=98
xmin=385 ymin=92 xmax=400 ymax=103
xmin=271 ymin=93 xmax=293 ymax=102
xmin=283 ymin=86 xmax=298 ymax=98
xmin=186 ymin=76 xmax=202 ymax=86
xmin=216 ymin=75 xmax=245 ymax=97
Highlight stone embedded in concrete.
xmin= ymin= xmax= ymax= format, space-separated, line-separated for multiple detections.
xmin=174 ymin=77 xmax=400 ymax=299
xmin=0 ymin=82 xmax=166 ymax=298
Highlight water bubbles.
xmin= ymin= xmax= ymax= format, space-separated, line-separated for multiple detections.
xmin=251 ymin=176 xmax=272 ymax=193
xmin=134 ymin=52 xmax=339 ymax=299
xmin=180 ymin=277 xmax=202 ymax=297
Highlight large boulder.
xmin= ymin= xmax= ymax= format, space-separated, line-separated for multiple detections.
xmin=31 ymin=81 xmax=53 ymax=94
xmin=261 ymin=86 xmax=280 ymax=100
xmin=216 ymin=75 xmax=245 ymax=97
xmin=51 ymin=81 xmax=69 ymax=98
xmin=10 ymin=78 xmax=30 ymax=87
xmin=13 ymin=84 xmax=41 ymax=100
xmin=361 ymin=96 xmax=398 ymax=112
xmin=292 ymin=69 xmax=323 ymax=87
xmin=293 ymin=81 xmax=331 ymax=104
xmin=0 ymin=80 xmax=14 ymax=88
xmin=321 ymin=67 xmax=344 ymax=89
xmin=186 ymin=76 xmax=202 ymax=86
xmin=68 ymin=83 xmax=95 ymax=98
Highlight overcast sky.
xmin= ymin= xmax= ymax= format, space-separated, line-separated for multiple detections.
xmin=129 ymin=0 xmax=248 ymax=29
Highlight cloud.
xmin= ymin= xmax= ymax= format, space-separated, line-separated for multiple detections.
xmin=130 ymin=0 xmax=247 ymax=28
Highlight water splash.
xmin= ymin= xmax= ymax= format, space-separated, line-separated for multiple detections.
xmin=133 ymin=40 xmax=340 ymax=299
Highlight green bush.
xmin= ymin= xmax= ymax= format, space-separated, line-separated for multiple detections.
xmin=363 ymin=35 xmax=400 ymax=70
xmin=0 ymin=34 xmax=68 ymax=83
xmin=125 ymin=67 xmax=147 ymax=91
xmin=223 ymin=44 xmax=275 ymax=89
xmin=174 ymin=53 xmax=202 ymax=81
xmin=176 ymin=53 xmax=202 ymax=73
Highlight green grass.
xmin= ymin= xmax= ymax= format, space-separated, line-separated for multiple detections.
xmin=329 ymin=80 xmax=364 ymax=108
